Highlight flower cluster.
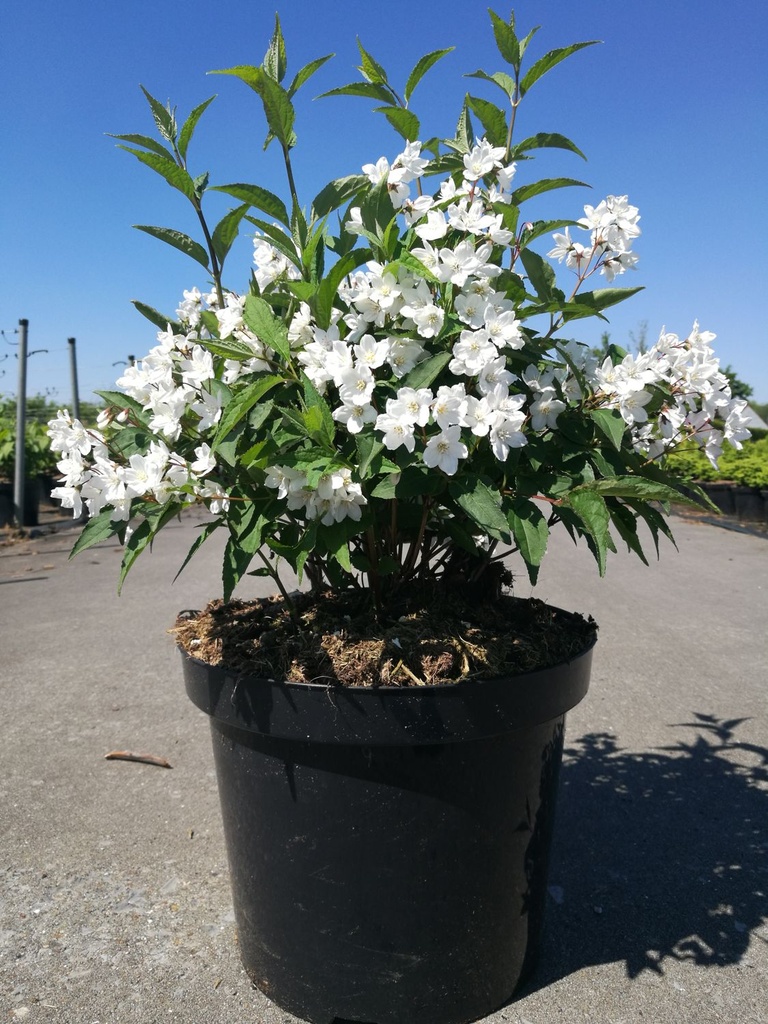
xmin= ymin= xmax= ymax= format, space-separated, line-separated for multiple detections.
xmin=47 ymin=12 xmax=749 ymax=602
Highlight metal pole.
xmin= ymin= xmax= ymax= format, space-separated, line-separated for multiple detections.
xmin=14 ymin=319 xmax=28 ymax=527
xmin=68 ymin=337 xmax=81 ymax=420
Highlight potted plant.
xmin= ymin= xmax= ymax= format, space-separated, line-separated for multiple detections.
xmin=47 ymin=10 xmax=750 ymax=1023
xmin=0 ymin=417 xmax=58 ymax=527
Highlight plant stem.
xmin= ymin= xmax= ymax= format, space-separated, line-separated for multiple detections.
xmin=281 ymin=143 xmax=300 ymax=209
xmin=255 ymin=549 xmax=301 ymax=626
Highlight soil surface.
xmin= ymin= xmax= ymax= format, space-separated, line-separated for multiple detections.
xmin=172 ymin=589 xmax=597 ymax=688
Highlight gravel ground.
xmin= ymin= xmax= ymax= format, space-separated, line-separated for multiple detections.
xmin=1 ymin=507 xmax=766 ymax=1024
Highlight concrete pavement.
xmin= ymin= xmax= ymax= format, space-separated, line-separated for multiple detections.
xmin=1 ymin=508 xmax=766 ymax=1023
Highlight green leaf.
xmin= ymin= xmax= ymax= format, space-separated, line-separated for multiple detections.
xmin=511 ymin=131 xmax=587 ymax=160
xmin=140 ymin=86 xmax=177 ymax=142
xmin=449 ymin=476 xmax=511 ymax=542
xmin=301 ymin=372 xmax=336 ymax=448
xmin=606 ymin=500 xmax=649 ymax=566
xmin=289 ymin=53 xmax=334 ymax=96
xmin=574 ymin=476 xmax=705 ymax=508
xmin=561 ymin=287 xmax=644 ymax=321
xmin=109 ymin=427 xmax=151 ymax=459
xmin=133 ymin=225 xmax=209 ymax=269
xmin=211 ymin=182 xmax=290 ymax=225
xmin=242 ymin=295 xmax=291 ymax=361
xmin=355 ymin=434 xmax=384 ymax=479
xmin=464 ymin=69 xmax=517 ymax=102
xmin=69 ymin=508 xmax=121 ymax=559
xmin=315 ymin=249 xmax=371 ymax=329
xmin=374 ymin=105 xmax=420 ymax=141
xmin=509 ymin=177 xmax=589 ymax=205
xmin=211 ymin=204 xmax=249 ymax=266
xmin=173 ymin=517 xmax=222 ymax=582
xmin=519 ymin=248 xmax=559 ymax=303
xmin=319 ymin=81 xmax=394 ymax=103
xmin=118 ymin=502 xmax=182 ymax=592
xmin=589 ymin=408 xmax=626 ymax=451
xmin=108 ymin=132 xmax=176 ymax=161
xmin=263 ymin=13 xmax=287 ymax=83
xmin=177 ymin=95 xmax=216 ymax=160
xmin=94 ymin=390 xmax=148 ymax=421
xmin=312 ymin=174 xmax=367 ymax=218
xmin=117 ymin=147 xmax=196 ymax=200
xmin=402 ymin=351 xmax=452 ymax=391
xmin=245 ymin=216 xmax=302 ymax=270
xmin=562 ymin=489 xmax=612 ymax=575
xmin=132 ymin=300 xmax=177 ymax=331
xmin=488 ymin=8 xmax=520 ymax=68
xmin=453 ymin=104 xmax=473 ymax=153
xmin=211 ymin=66 xmax=296 ymax=148
xmin=201 ymin=336 xmax=262 ymax=360
xmin=517 ymin=25 xmax=542 ymax=64
xmin=465 ymin=94 xmax=508 ymax=148
xmin=213 ymin=374 xmax=284 ymax=447
xmin=508 ymin=498 xmax=549 ymax=576
xmin=356 ymin=38 xmax=389 ymax=85
xmin=404 ymin=48 xmax=454 ymax=102
xmin=520 ymin=41 xmax=600 ymax=97
xmin=387 ymin=250 xmax=441 ymax=287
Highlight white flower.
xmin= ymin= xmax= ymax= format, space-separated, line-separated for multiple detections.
xmin=449 ymin=330 xmax=498 ymax=377
xmin=484 ymin=306 xmax=523 ymax=350
xmin=190 ymin=443 xmax=217 ymax=477
xmin=408 ymin=302 xmax=445 ymax=340
xmin=196 ymin=480 xmax=230 ymax=514
xmin=477 ymin=356 xmax=514 ymax=395
xmin=215 ymin=294 xmax=246 ymax=339
xmin=489 ymin=416 xmax=527 ymax=461
xmin=462 ymin=138 xmax=507 ymax=182
xmin=423 ymin=426 xmax=468 ymax=475
xmin=617 ymin=388 xmax=652 ymax=427
xmin=121 ymin=451 xmax=168 ymax=499
xmin=414 ymin=209 xmax=448 ymax=241
xmin=530 ymin=388 xmax=566 ymax=431
xmin=432 ymin=384 xmax=468 ymax=429
xmin=191 ymin=389 xmax=223 ymax=431
xmin=338 ymin=364 xmax=375 ymax=406
xmin=333 ymin=401 xmax=377 ymax=435
xmin=389 ymin=387 xmax=433 ymax=427
xmin=386 ymin=338 xmax=425 ymax=378
xmin=375 ymin=408 xmax=417 ymax=452
xmin=354 ymin=333 xmax=390 ymax=368
xmin=392 ymin=141 xmax=429 ymax=183
xmin=179 ymin=344 xmax=215 ymax=388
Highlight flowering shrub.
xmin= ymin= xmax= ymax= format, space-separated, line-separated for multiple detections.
xmin=48 ymin=10 xmax=749 ymax=612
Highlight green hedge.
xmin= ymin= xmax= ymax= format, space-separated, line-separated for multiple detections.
xmin=666 ymin=435 xmax=768 ymax=489
xmin=0 ymin=418 xmax=59 ymax=479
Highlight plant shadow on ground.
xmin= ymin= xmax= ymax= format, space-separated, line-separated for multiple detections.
xmin=525 ymin=714 xmax=768 ymax=990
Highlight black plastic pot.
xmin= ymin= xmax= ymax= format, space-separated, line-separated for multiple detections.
xmin=698 ymin=480 xmax=735 ymax=516
xmin=182 ymin=609 xmax=595 ymax=1024
xmin=733 ymin=485 xmax=764 ymax=523
xmin=0 ymin=478 xmax=40 ymax=527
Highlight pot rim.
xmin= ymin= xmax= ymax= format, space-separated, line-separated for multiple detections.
xmin=180 ymin=601 xmax=597 ymax=746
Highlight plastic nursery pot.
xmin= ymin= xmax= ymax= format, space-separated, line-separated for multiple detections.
xmin=0 ymin=478 xmax=40 ymax=528
xmin=698 ymin=479 xmax=736 ymax=516
xmin=181 ymin=605 xmax=596 ymax=1024
xmin=733 ymin=485 xmax=764 ymax=523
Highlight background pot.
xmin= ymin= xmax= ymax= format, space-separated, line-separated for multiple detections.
xmin=698 ymin=480 xmax=735 ymax=515
xmin=733 ymin=485 xmax=764 ymax=523
xmin=182 ymin=610 xmax=595 ymax=1024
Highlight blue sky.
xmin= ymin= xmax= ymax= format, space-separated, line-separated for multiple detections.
xmin=3 ymin=0 xmax=767 ymax=405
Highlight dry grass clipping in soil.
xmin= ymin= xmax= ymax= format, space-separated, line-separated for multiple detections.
xmin=172 ymin=590 xmax=596 ymax=688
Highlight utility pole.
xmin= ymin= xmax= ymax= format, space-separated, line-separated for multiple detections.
xmin=13 ymin=319 xmax=28 ymax=528
xmin=68 ymin=337 xmax=81 ymax=420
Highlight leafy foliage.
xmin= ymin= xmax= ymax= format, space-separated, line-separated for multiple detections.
xmin=47 ymin=9 xmax=748 ymax=613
